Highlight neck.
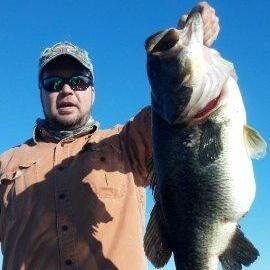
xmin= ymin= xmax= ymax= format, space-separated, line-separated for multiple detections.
xmin=34 ymin=116 xmax=100 ymax=141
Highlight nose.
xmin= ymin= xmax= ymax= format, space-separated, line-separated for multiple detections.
xmin=61 ymin=83 xmax=73 ymax=95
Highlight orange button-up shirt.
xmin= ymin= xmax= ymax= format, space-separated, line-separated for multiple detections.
xmin=0 ymin=107 xmax=152 ymax=270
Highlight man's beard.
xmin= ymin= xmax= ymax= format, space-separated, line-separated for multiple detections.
xmin=45 ymin=112 xmax=90 ymax=131
xmin=40 ymin=95 xmax=91 ymax=131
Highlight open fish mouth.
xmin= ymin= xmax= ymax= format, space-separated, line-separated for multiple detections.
xmin=145 ymin=11 xmax=203 ymax=56
xmin=145 ymin=28 xmax=180 ymax=55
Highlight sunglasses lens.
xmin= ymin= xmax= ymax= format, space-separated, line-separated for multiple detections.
xmin=69 ymin=75 xmax=92 ymax=90
xmin=42 ymin=77 xmax=63 ymax=92
xmin=41 ymin=75 xmax=92 ymax=92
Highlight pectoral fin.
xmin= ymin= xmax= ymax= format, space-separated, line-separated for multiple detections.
xmin=199 ymin=120 xmax=223 ymax=166
xmin=144 ymin=204 xmax=172 ymax=268
xmin=243 ymin=125 xmax=267 ymax=159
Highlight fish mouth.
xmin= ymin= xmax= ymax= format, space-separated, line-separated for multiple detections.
xmin=184 ymin=9 xmax=204 ymax=42
xmin=145 ymin=28 xmax=180 ymax=55
xmin=145 ymin=11 xmax=203 ymax=56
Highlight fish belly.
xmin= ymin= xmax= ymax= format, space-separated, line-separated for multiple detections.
xmin=213 ymin=77 xmax=256 ymax=221
xmin=223 ymin=122 xmax=256 ymax=220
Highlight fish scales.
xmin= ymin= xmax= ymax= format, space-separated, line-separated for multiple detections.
xmin=144 ymin=10 xmax=266 ymax=270
xmin=152 ymin=114 xmax=236 ymax=269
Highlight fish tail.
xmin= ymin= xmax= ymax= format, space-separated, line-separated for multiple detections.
xmin=219 ymin=226 xmax=259 ymax=269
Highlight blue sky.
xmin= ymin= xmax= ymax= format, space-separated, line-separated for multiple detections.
xmin=0 ymin=1 xmax=269 ymax=269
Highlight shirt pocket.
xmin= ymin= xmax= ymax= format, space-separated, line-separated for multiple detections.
xmin=0 ymin=160 xmax=37 ymax=220
xmin=81 ymin=142 xmax=127 ymax=199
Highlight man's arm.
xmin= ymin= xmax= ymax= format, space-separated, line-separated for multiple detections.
xmin=0 ymin=147 xmax=17 ymax=241
xmin=0 ymin=148 xmax=17 ymax=176
xmin=118 ymin=106 xmax=152 ymax=187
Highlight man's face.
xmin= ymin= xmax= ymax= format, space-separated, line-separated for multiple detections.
xmin=40 ymin=57 xmax=95 ymax=130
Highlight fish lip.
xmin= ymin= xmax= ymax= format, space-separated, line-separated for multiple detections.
xmin=185 ymin=9 xmax=202 ymax=28
xmin=145 ymin=11 xmax=203 ymax=56
xmin=184 ymin=10 xmax=203 ymax=44
xmin=57 ymin=101 xmax=77 ymax=109
xmin=145 ymin=28 xmax=180 ymax=55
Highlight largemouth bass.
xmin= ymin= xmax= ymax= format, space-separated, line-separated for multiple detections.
xmin=144 ymin=10 xmax=267 ymax=270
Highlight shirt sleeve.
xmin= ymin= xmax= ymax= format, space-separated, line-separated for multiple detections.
xmin=119 ymin=106 xmax=152 ymax=187
xmin=0 ymin=148 xmax=17 ymax=176
xmin=0 ymin=147 xmax=17 ymax=241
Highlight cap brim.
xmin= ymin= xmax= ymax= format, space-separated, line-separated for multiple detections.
xmin=39 ymin=52 xmax=92 ymax=75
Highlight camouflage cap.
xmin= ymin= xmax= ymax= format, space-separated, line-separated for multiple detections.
xmin=39 ymin=41 xmax=94 ymax=78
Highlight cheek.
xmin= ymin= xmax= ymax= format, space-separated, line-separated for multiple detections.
xmin=77 ymin=90 xmax=93 ymax=112
xmin=41 ymin=91 xmax=58 ymax=114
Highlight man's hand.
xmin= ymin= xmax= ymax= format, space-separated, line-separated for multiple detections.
xmin=177 ymin=2 xmax=220 ymax=47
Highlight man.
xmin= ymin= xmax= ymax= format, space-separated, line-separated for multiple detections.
xmin=0 ymin=2 xmax=219 ymax=269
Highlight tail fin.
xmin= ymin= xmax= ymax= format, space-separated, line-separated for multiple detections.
xmin=219 ymin=226 xmax=259 ymax=270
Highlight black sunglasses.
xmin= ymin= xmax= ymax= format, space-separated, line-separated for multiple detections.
xmin=40 ymin=75 xmax=93 ymax=92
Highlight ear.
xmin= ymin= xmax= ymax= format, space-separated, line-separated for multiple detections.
xmin=91 ymin=87 xmax=95 ymax=105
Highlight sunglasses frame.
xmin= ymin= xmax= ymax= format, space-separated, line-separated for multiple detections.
xmin=39 ymin=74 xmax=93 ymax=92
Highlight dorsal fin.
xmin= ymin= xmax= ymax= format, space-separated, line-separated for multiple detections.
xmin=144 ymin=204 xmax=172 ymax=268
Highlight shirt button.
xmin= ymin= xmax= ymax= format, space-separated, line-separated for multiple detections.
xmin=65 ymin=259 xmax=72 ymax=265
xmin=62 ymin=225 xmax=68 ymax=231
xmin=100 ymin=156 xmax=106 ymax=162
xmin=59 ymin=193 xmax=66 ymax=200
xmin=58 ymin=166 xmax=64 ymax=171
